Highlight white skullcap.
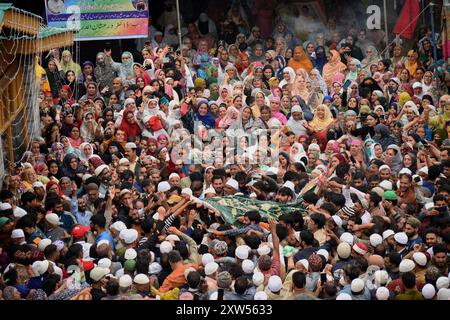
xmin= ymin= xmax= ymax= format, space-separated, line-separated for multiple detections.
xmin=181 ymin=188 xmax=193 ymax=196
xmin=437 ymin=288 xmax=450 ymax=300
xmin=38 ymin=238 xmax=52 ymax=251
xmin=254 ymin=291 xmax=268 ymax=300
xmin=169 ymin=173 xmax=180 ymax=180
xmin=242 ymin=259 xmax=254 ymax=274
xmin=379 ymin=180 xmax=393 ymax=191
xmin=382 ymin=229 xmax=395 ymax=240
xmin=134 ymin=273 xmax=149 ymax=285
xmin=291 ymin=105 xmax=302 ymax=114
xmin=204 ymin=262 xmax=219 ymax=276
xmin=398 ymin=168 xmax=412 ymax=176
xmin=122 ymin=229 xmax=138 ymax=244
xmin=124 ymin=248 xmax=137 ymax=260
xmin=98 ymin=258 xmax=112 ymax=269
xmin=282 ymin=181 xmax=295 ymax=193
xmin=13 ymin=207 xmax=28 ymax=218
xmin=110 ymin=221 xmax=127 ymax=232
xmin=331 ymin=215 xmax=342 ymax=227
xmin=316 ymin=249 xmax=329 ymax=261
xmin=257 ymin=244 xmax=271 ymax=256
xmin=336 ymin=293 xmax=352 ymax=300
xmin=351 ymin=278 xmax=365 ymax=293
xmin=376 ymin=287 xmax=390 ymax=300
xmin=378 ymin=165 xmax=391 ymax=172
xmin=160 ymin=241 xmax=173 ymax=254
xmin=201 ymin=253 xmax=214 ymax=266
xmin=119 ymin=274 xmax=133 ymax=287
xmin=394 ymin=232 xmax=408 ymax=245
xmin=412 ymin=252 xmax=428 ymax=267
xmin=399 ymin=259 xmax=415 ymax=273
xmin=268 ymin=275 xmax=283 ymax=292
xmin=235 ymin=245 xmax=249 ymax=260
xmin=340 ymin=232 xmax=354 ymax=245
xmin=157 ymin=181 xmax=171 ymax=193
xmin=166 ymin=234 xmax=180 ymax=242
xmin=253 ymin=272 xmax=264 ymax=286
xmin=299 ymin=259 xmax=309 ymax=270
xmin=436 ymin=276 xmax=449 ymax=290
xmin=149 ymin=262 xmax=163 ymax=275
xmin=11 ymin=229 xmax=25 ymax=239
xmin=374 ymin=270 xmax=390 ymax=286
xmin=424 ymin=202 xmax=435 ymax=210
xmin=225 ymin=178 xmax=239 ymax=191
xmin=370 ymin=234 xmax=383 ymax=247
xmin=422 ymin=283 xmax=436 ymax=299
xmin=124 ymin=142 xmax=137 ymax=149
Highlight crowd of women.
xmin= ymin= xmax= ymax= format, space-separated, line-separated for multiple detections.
xmin=0 ymin=3 xmax=449 ymax=300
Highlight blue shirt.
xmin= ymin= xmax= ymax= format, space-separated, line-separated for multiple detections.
xmin=96 ymin=231 xmax=115 ymax=251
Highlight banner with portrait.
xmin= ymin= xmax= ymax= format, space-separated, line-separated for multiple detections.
xmin=45 ymin=0 xmax=149 ymax=41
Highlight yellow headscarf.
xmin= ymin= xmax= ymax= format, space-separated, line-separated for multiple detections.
xmin=398 ymin=92 xmax=411 ymax=108
xmin=308 ymin=104 xmax=334 ymax=132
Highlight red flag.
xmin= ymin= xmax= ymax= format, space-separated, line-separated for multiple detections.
xmin=393 ymin=0 xmax=421 ymax=39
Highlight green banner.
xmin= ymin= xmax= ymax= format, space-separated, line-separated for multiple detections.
xmin=202 ymin=196 xmax=306 ymax=225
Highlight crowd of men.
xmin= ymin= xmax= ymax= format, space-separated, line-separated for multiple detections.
xmin=0 ymin=1 xmax=449 ymax=300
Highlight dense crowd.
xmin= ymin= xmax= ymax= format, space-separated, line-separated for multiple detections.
xmin=0 ymin=2 xmax=449 ymax=300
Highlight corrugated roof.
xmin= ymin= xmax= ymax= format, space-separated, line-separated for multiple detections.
xmin=39 ymin=27 xmax=73 ymax=39
xmin=0 ymin=3 xmax=13 ymax=24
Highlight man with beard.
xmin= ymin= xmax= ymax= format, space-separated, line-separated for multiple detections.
xmin=405 ymin=217 xmax=423 ymax=252
xmin=116 ymin=189 xmax=135 ymax=228
xmin=45 ymin=195 xmax=77 ymax=233
xmin=430 ymin=243 xmax=449 ymax=276
xmin=95 ymin=164 xmax=112 ymax=198
xmin=71 ymin=195 xmax=93 ymax=227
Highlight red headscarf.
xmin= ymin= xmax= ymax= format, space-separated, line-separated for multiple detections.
xmin=46 ymin=180 xmax=62 ymax=198
xmin=119 ymin=109 xmax=141 ymax=140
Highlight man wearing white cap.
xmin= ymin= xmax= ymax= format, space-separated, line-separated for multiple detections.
xmin=393 ymin=232 xmax=409 ymax=258
xmin=45 ymin=213 xmax=69 ymax=242
xmin=94 ymin=164 xmax=111 ymax=198
xmin=224 ymin=178 xmax=239 ymax=195
xmin=124 ymin=142 xmax=141 ymax=176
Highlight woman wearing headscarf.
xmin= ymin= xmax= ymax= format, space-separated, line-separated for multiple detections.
xmin=305 ymin=104 xmax=335 ymax=151
xmin=279 ymin=66 xmax=295 ymax=88
xmin=94 ymin=51 xmax=120 ymax=91
xmin=288 ymin=46 xmax=313 ymax=73
xmin=80 ymin=112 xmax=103 ymax=143
xmin=62 ymin=153 xmax=86 ymax=181
xmin=216 ymin=85 xmax=232 ymax=105
xmin=312 ymin=46 xmax=328 ymax=74
xmin=309 ymin=68 xmax=328 ymax=96
xmin=291 ymin=72 xmax=310 ymax=102
xmin=79 ymin=82 xmax=102 ymax=102
xmin=119 ymin=108 xmax=142 ymax=141
xmin=196 ymin=13 xmax=218 ymax=39
xmin=286 ymin=105 xmax=308 ymax=137
xmin=405 ymin=50 xmax=420 ymax=77
xmin=61 ymin=50 xmax=81 ymax=78
xmin=194 ymin=100 xmax=216 ymax=129
xmin=292 ymin=95 xmax=314 ymax=121
xmin=384 ymin=144 xmax=403 ymax=175
xmin=119 ymin=51 xmax=135 ymax=86
xmin=322 ymin=49 xmax=347 ymax=87
xmin=79 ymin=142 xmax=94 ymax=165
xmin=228 ymin=106 xmax=265 ymax=134
xmin=47 ymin=159 xmax=63 ymax=181
xmin=45 ymin=58 xmax=66 ymax=98
xmin=373 ymin=123 xmax=396 ymax=151
xmin=361 ymin=46 xmax=381 ymax=73
xmin=217 ymin=106 xmax=239 ymax=130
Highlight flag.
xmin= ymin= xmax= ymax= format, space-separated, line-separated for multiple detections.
xmin=443 ymin=4 xmax=450 ymax=60
xmin=201 ymin=196 xmax=306 ymax=225
xmin=393 ymin=0 xmax=421 ymax=39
